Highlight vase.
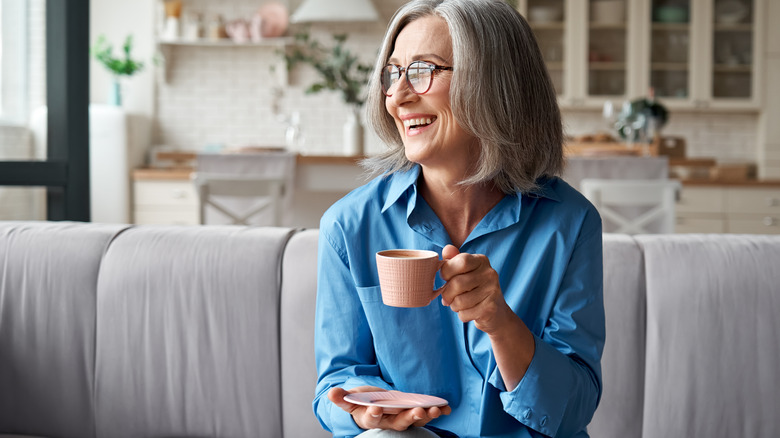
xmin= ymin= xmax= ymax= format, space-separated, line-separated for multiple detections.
xmin=343 ymin=106 xmax=364 ymax=156
xmin=108 ymin=78 xmax=122 ymax=106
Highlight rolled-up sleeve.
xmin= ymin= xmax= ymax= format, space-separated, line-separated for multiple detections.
xmin=312 ymin=225 xmax=394 ymax=437
xmin=488 ymin=218 xmax=605 ymax=437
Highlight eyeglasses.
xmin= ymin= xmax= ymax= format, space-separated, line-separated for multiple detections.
xmin=380 ymin=60 xmax=454 ymax=97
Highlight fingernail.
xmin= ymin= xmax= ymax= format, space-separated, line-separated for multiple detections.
xmin=371 ymin=414 xmax=381 ymax=418
xmin=413 ymin=415 xmax=423 ymax=421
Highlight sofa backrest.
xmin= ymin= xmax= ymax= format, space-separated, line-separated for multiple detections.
xmin=0 ymin=221 xmax=129 ymax=438
xmin=93 ymin=225 xmax=295 ymax=438
xmin=280 ymin=229 xmax=330 ymax=437
xmin=589 ymin=234 xmax=647 ymax=438
xmin=636 ymin=234 xmax=780 ymax=437
xmin=3 ymin=222 xmax=779 ymax=438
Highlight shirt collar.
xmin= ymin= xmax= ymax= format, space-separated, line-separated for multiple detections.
xmin=527 ymin=176 xmax=562 ymax=203
xmin=381 ymin=165 xmax=421 ymax=213
xmin=382 ymin=165 xmax=561 ymax=210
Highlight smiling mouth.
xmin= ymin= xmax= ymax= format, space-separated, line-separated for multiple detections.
xmin=403 ymin=117 xmax=436 ymax=130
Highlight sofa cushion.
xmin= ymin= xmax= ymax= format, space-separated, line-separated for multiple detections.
xmin=280 ymin=229 xmax=331 ymax=437
xmin=94 ymin=225 xmax=295 ymax=438
xmin=0 ymin=221 xmax=129 ymax=438
xmin=588 ymin=233 xmax=647 ymax=438
xmin=637 ymin=234 xmax=780 ymax=437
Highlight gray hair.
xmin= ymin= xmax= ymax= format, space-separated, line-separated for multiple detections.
xmin=362 ymin=0 xmax=563 ymax=194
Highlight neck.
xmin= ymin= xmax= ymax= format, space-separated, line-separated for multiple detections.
xmin=418 ymin=169 xmax=505 ymax=248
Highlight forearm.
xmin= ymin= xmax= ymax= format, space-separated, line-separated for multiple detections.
xmin=487 ymin=305 xmax=536 ymax=391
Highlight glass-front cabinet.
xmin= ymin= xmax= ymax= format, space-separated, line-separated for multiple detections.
xmin=648 ymin=0 xmax=693 ymax=102
xmin=523 ymin=0 xmax=567 ymax=96
xmin=518 ymin=0 xmax=764 ymax=110
xmin=586 ymin=0 xmax=631 ymax=98
xmin=707 ymin=0 xmax=760 ymax=104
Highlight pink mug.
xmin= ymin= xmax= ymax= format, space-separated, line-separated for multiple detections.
xmin=376 ymin=249 xmax=442 ymax=308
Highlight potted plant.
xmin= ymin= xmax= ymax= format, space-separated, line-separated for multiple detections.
xmin=281 ymin=31 xmax=372 ymax=155
xmin=91 ymin=34 xmax=145 ymax=106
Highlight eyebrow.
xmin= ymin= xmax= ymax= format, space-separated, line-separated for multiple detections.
xmin=387 ymin=53 xmax=452 ymax=65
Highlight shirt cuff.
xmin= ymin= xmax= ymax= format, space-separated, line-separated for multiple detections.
xmin=326 ymin=376 xmax=395 ymax=437
xmin=488 ymin=335 xmax=572 ymax=437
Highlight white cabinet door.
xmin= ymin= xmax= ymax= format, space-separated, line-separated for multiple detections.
xmin=133 ymin=179 xmax=199 ymax=225
xmin=675 ymin=186 xmax=727 ymax=233
xmin=640 ymin=0 xmax=763 ymax=111
xmin=520 ymin=0 xmax=764 ymax=111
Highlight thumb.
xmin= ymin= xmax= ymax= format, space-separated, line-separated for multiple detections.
xmin=442 ymin=244 xmax=460 ymax=261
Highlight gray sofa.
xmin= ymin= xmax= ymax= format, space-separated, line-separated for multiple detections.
xmin=1 ymin=221 xmax=778 ymax=438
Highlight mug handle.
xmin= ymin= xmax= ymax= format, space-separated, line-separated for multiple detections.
xmin=430 ymin=259 xmax=446 ymax=302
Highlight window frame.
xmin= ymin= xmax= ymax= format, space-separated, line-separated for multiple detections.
xmin=0 ymin=0 xmax=90 ymax=221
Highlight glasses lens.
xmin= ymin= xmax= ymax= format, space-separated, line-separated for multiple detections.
xmin=381 ymin=65 xmax=401 ymax=95
xmin=407 ymin=61 xmax=432 ymax=94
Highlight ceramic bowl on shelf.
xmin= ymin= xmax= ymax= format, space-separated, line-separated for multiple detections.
xmin=591 ymin=0 xmax=625 ymax=25
xmin=715 ymin=1 xmax=748 ymax=24
xmin=529 ymin=5 xmax=563 ymax=23
xmin=653 ymin=5 xmax=688 ymax=23
xmin=257 ymin=2 xmax=289 ymax=38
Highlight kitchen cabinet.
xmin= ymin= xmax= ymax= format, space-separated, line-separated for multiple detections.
xmin=133 ymin=170 xmax=199 ymax=225
xmin=676 ymin=184 xmax=780 ymax=234
xmin=518 ymin=0 xmax=764 ymax=111
xmin=131 ymin=155 xmax=367 ymax=228
xmin=154 ymin=0 xmax=293 ymax=84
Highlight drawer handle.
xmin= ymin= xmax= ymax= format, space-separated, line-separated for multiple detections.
xmin=763 ymin=217 xmax=777 ymax=227
xmin=766 ymin=198 xmax=780 ymax=207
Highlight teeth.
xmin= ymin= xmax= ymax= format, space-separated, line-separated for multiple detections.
xmin=403 ymin=118 xmax=434 ymax=128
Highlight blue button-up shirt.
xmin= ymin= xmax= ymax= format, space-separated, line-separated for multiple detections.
xmin=314 ymin=165 xmax=604 ymax=438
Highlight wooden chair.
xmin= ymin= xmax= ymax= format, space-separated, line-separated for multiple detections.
xmin=192 ymin=173 xmax=285 ymax=226
xmin=580 ymin=179 xmax=681 ymax=234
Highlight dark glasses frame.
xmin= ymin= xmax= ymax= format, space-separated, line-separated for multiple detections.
xmin=381 ymin=60 xmax=454 ymax=97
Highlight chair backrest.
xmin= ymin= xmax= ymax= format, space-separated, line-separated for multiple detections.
xmin=193 ymin=173 xmax=285 ymax=226
xmin=580 ymin=179 xmax=681 ymax=234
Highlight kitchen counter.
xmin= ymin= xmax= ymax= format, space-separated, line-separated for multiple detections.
xmin=132 ymin=155 xmax=368 ymax=228
xmin=133 ymin=155 xmax=366 ymax=180
xmin=677 ymin=179 xmax=780 ymax=187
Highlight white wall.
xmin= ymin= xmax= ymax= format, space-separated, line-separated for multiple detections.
xmin=87 ymin=0 xmax=778 ymax=169
xmin=89 ymin=0 xmax=156 ymax=120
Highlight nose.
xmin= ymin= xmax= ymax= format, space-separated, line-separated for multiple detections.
xmin=387 ymin=73 xmax=417 ymax=105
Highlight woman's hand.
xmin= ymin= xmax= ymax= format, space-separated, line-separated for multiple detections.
xmin=438 ymin=244 xmax=515 ymax=335
xmin=438 ymin=245 xmax=535 ymax=390
xmin=327 ymin=386 xmax=451 ymax=431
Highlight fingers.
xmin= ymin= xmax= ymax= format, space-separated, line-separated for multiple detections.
xmin=440 ymin=252 xmax=488 ymax=281
xmin=327 ymin=387 xmax=354 ymax=412
xmin=329 ymin=385 xmax=452 ymax=432
xmin=357 ymin=405 xmax=385 ymax=429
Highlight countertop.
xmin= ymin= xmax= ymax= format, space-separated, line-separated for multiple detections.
xmin=676 ymin=179 xmax=780 ymax=187
xmin=133 ymin=155 xmax=366 ymax=181
xmin=132 ymin=155 xmax=780 ymax=188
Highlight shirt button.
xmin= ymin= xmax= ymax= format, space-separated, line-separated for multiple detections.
xmin=541 ymin=416 xmax=548 ymax=426
xmin=523 ymin=409 xmax=532 ymax=419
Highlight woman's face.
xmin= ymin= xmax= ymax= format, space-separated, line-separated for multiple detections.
xmin=384 ymin=16 xmax=479 ymax=171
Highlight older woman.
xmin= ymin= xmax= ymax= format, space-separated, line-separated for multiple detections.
xmin=313 ymin=1 xmax=605 ymax=437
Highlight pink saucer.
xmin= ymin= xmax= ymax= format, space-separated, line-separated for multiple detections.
xmin=344 ymin=391 xmax=448 ymax=414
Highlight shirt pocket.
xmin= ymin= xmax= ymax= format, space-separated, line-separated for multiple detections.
xmin=356 ymin=285 xmax=384 ymax=303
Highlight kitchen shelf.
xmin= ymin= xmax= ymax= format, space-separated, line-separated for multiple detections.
xmin=530 ymin=22 xmax=565 ymax=30
xmin=589 ymin=62 xmax=627 ymax=71
xmin=650 ymin=62 xmax=689 ymax=71
xmin=713 ymin=23 xmax=753 ymax=32
xmin=589 ymin=23 xmax=627 ymax=30
xmin=651 ymin=23 xmax=690 ymax=31
xmin=156 ymin=37 xmax=294 ymax=84
xmin=158 ymin=37 xmax=294 ymax=47
xmin=713 ymin=64 xmax=752 ymax=73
